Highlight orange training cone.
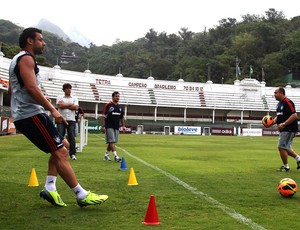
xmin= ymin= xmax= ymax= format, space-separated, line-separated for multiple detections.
xmin=28 ymin=168 xmax=39 ymax=187
xmin=128 ymin=167 xmax=138 ymax=185
xmin=142 ymin=195 xmax=160 ymax=225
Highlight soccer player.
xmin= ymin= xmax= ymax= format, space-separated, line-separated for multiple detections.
xmin=273 ymin=87 xmax=300 ymax=172
xmin=102 ymin=91 xmax=125 ymax=162
xmin=8 ymin=27 xmax=108 ymax=207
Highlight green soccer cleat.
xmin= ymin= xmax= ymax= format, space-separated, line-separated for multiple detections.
xmin=40 ymin=189 xmax=67 ymax=207
xmin=77 ymin=191 xmax=108 ymax=207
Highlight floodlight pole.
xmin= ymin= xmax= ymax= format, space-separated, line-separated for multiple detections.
xmin=235 ymin=56 xmax=240 ymax=80
xmin=206 ymin=63 xmax=211 ymax=81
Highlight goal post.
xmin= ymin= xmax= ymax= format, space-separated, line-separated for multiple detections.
xmin=76 ymin=117 xmax=88 ymax=152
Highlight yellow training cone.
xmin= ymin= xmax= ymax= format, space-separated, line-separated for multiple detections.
xmin=28 ymin=168 xmax=39 ymax=187
xmin=128 ymin=167 xmax=138 ymax=186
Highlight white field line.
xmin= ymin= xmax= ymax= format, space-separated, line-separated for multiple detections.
xmin=117 ymin=146 xmax=266 ymax=230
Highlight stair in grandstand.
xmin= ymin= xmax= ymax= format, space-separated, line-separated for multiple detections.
xmin=90 ymin=83 xmax=100 ymax=101
xmin=148 ymin=89 xmax=156 ymax=104
xmin=261 ymin=95 xmax=269 ymax=110
xmin=198 ymin=90 xmax=206 ymax=106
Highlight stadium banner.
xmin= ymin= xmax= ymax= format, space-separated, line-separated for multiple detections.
xmin=95 ymin=76 xmax=207 ymax=92
xmin=263 ymin=129 xmax=300 ymax=137
xmin=119 ymin=126 xmax=132 ymax=134
xmin=87 ymin=123 xmax=132 ymax=134
xmin=174 ymin=126 xmax=201 ymax=135
xmin=242 ymin=128 xmax=262 ymax=136
xmin=87 ymin=122 xmax=102 ymax=133
xmin=211 ymin=127 xmax=234 ymax=136
xmin=262 ymin=129 xmax=279 ymax=136
xmin=0 ymin=117 xmax=9 ymax=135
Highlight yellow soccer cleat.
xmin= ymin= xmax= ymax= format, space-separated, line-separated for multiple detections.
xmin=77 ymin=191 xmax=108 ymax=207
xmin=40 ymin=189 xmax=67 ymax=207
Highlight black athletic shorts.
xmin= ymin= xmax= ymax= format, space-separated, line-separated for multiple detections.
xmin=14 ymin=113 xmax=64 ymax=153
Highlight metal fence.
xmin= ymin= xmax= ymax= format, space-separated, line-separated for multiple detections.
xmin=0 ymin=105 xmax=11 ymax=117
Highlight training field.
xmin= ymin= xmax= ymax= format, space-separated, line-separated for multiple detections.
xmin=1 ymin=134 xmax=300 ymax=230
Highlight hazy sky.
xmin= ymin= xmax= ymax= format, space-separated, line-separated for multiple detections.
xmin=1 ymin=0 xmax=299 ymax=46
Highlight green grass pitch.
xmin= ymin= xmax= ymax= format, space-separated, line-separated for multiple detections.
xmin=1 ymin=134 xmax=300 ymax=229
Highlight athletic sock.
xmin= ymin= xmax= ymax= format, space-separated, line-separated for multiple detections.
xmin=284 ymin=164 xmax=289 ymax=169
xmin=72 ymin=183 xmax=88 ymax=200
xmin=296 ymin=156 xmax=300 ymax=162
xmin=45 ymin=175 xmax=57 ymax=191
xmin=112 ymin=151 xmax=117 ymax=157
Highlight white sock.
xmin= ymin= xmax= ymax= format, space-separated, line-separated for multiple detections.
xmin=285 ymin=164 xmax=289 ymax=169
xmin=296 ymin=156 xmax=300 ymax=162
xmin=105 ymin=151 xmax=109 ymax=156
xmin=45 ymin=176 xmax=57 ymax=191
xmin=72 ymin=184 xmax=88 ymax=200
xmin=113 ymin=151 xmax=117 ymax=157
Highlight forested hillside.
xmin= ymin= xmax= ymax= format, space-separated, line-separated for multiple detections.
xmin=1 ymin=8 xmax=300 ymax=86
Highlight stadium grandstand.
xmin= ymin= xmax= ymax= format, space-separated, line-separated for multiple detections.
xmin=1 ymin=51 xmax=299 ymax=135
